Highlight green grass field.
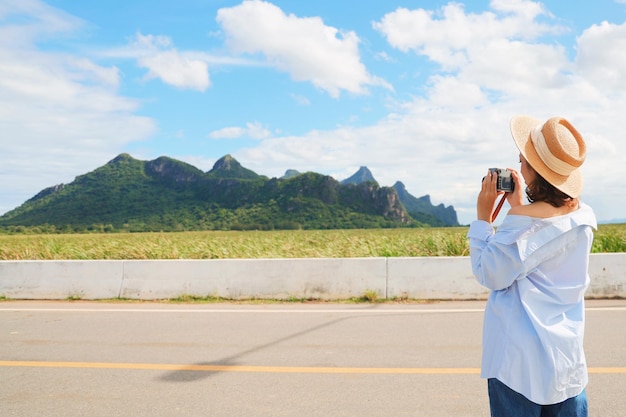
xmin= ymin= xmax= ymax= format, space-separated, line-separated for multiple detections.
xmin=1 ymin=225 xmax=624 ymax=260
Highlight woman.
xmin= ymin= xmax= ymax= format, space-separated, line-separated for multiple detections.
xmin=468 ymin=116 xmax=597 ymax=417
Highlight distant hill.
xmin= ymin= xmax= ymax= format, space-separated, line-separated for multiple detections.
xmin=0 ymin=154 xmax=459 ymax=232
xmin=393 ymin=181 xmax=458 ymax=227
xmin=341 ymin=166 xmax=378 ymax=186
xmin=599 ymin=218 xmax=626 ymax=225
xmin=207 ymin=154 xmax=261 ymax=180
xmin=281 ymin=169 xmax=301 ymax=179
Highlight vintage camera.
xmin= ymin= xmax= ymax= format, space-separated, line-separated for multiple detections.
xmin=489 ymin=168 xmax=515 ymax=192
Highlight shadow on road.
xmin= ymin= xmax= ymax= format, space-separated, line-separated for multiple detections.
xmin=158 ymin=305 xmax=390 ymax=382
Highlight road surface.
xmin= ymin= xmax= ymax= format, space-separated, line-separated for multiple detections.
xmin=1 ymin=300 xmax=625 ymax=417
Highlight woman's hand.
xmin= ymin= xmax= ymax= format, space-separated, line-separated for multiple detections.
xmin=477 ymin=170 xmax=504 ymax=223
xmin=506 ymin=168 xmax=525 ymax=209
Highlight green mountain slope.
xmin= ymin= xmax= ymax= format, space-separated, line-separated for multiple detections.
xmin=2 ymin=154 xmax=450 ymax=232
xmin=393 ymin=181 xmax=459 ymax=226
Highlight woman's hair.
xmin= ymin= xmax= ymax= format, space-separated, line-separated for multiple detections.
xmin=526 ymin=172 xmax=576 ymax=208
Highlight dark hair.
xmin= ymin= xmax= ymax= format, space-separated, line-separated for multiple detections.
xmin=526 ymin=173 xmax=574 ymax=208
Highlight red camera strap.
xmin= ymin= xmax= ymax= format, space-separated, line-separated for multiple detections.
xmin=491 ymin=194 xmax=507 ymax=223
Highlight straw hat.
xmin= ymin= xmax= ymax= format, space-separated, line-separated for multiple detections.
xmin=510 ymin=116 xmax=586 ymax=198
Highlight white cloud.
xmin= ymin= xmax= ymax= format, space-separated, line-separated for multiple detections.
xmin=216 ymin=0 xmax=391 ymax=97
xmin=0 ymin=0 xmax=155 ymax=215
xmin=233 ymin=1 xmax=626 ymax=224
xmin=372 ymin=1 xmax=563 ymax=70
xmin=291 ymin=93 xmax=311 ymax=106
xmin=2 ymin=0 xmax=625 ymax=227
xmin=131 ymin=33 xmax=210 ymax=91
xmin=0 ymin=0 xmax=83 ymax=46
xmin=208 ymin=126 xmax=246 ymax=139
xmin=208 ymin=122 xmax=272 ymax=140
xmin=102 ymin=33 xmax=262 ymax=91
xmin=425 ymin=76 xmax=488 ymax=108
xmin=70 ymin=58 xmax=121 ymax=88
xmin=575 ymin=21 xmax=626 ymax=92
xmin=374 ymin=51 xmax=394 ymax=62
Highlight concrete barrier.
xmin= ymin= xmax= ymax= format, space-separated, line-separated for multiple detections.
xmin=587 ymin=253 xmax=626 ymax=298
xmin=0 ymin=260 xmax=123 ymax=300
xmin=0 ymin=254 xmax=624 ymax=300
xmin=388 ymin=257 xmax=486 ymax=300
xmin=120 ymin=258 xmax=387 ymax=300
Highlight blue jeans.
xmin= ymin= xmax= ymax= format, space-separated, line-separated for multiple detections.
xmin=488 ymin=378 xmax=588 ymax=417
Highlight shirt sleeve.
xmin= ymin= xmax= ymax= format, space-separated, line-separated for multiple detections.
xmin=467 ymin=219 xmax=525 ymax=291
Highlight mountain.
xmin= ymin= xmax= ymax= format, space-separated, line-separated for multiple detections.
xmin=146 ymin=155 xmax=206 ymax=182
xmin=207 ymin=154 xmax=262 ymax=180
xmin=599 ymin=218 xmax=626 ymax=225
xmin=341 ymin=167 xmax=459 ymax=226
xmin=341 ymin=166 xmax=378 ymax=186
xmin=0 ymin=154 xmax=441 ymax=232
xmin=3 ymin=153 xmax=205 ymax=230
xmin=393 ymin=181 xmax=459 ymax=227
xmin=281 ymin=169 xmax=301 ymax=179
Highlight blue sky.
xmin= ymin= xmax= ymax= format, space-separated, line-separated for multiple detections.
xmin=2 ymin=0 xmax=626 ymax=225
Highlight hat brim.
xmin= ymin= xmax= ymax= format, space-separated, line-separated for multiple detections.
xmin=510 ymin=115 xmax=583 ymax=198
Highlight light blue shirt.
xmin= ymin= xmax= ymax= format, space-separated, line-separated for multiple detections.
xmin=467 ymin=203 xmax=596 ymax=405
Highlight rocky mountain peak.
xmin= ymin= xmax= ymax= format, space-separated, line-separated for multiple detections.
xmin=341 ymin=166 xmax=378 ymax=185
xmin=212 ymin=154 xmax=237 ymax=171
xmin=282 ymin=169 xmax=301 ymax=179
xmin=145 ymin=156 xmax=204 ymax=183
xmin=208 ymin=155 xmax=260 ymax=180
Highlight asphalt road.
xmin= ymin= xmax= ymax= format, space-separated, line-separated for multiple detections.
xmin=1 ymin=300 xmax=625 ymax=417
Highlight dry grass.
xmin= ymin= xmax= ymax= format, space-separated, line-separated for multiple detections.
xmin=0 ymin=228 xmax=470 ymax=260
xmin=0 ymin=225 xmax=623 ymax=260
